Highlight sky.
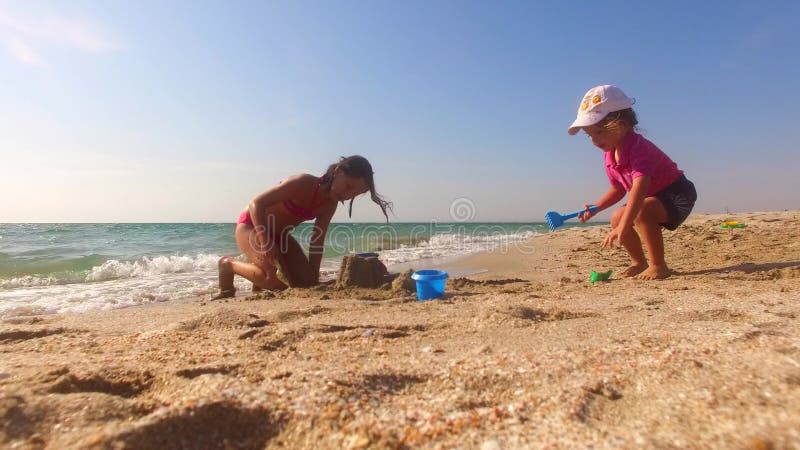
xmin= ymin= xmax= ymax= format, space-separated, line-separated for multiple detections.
xmin=1 ymin=0 xmax=799 ymax=223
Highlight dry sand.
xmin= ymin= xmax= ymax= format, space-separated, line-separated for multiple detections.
xmin=1 ymin=211 xmax=799 ymax=449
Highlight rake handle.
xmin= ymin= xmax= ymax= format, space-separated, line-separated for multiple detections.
xmin=562 ymin=205 xmax=599 ymax=220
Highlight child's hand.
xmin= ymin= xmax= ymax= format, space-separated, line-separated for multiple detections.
xmin=578 ymin=204 xmax=596 ymax=223
xmin=602 ymin=226 xmax=629 ymax=249
xmin=252 ymin=243 xmax=279 ymax=272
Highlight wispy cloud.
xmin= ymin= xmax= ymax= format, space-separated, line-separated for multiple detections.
xmin=0 ymin=5 xmax=118 ymax=66
xmin=5 ymin=36 xmax=44 ymax=66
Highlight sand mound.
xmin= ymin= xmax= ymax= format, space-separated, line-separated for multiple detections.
xmin=335 ymin=255 xmax=391 ymax=289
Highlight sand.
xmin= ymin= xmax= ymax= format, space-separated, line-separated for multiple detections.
xmin=1 ymin=211 xmax=799 ymax=449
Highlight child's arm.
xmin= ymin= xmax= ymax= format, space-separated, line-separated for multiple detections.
xmin=309 ymin=204 xmax=336 ymax=283
xmin=602 ymin=176 xmax=650 ymax=248
xmin=580 ymin=184 xmax=626 ymax=222
xmin=248 ymin=174 xmax=315 ymax=254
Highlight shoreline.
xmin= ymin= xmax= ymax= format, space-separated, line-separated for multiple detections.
xmin=0 ymin=222 xmax=543 ymax=317
xmin=2 ymin=211 xmax=799 ymax=448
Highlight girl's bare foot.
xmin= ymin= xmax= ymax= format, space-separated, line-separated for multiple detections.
xmin=212 ymin=256 xmax=236 ymax=299
xmin=636 ymin=265 xmax=671 ymax=280
xmin=263 ymin=274 xmax=288 ymax=291
xmin=622 ymin=263 xmax=648 ymax=277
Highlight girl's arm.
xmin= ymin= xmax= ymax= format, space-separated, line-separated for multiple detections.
xmin=309 ymin=204 xmax=336 ymax=282
xmin=616 ymin=176 xmax=650 ymax=230
xmin=248 ymin=174 xmax=315 ymax=253
xmin=580 ymin=184 xmax=626 ymax=222
xmin=601 ymin=176 xmax=650 ymax=248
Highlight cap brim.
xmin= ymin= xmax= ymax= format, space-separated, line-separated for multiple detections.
xmin=567 ymin=111 xmax=605 ymax=135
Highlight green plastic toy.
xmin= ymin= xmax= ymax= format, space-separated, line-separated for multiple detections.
xmin=589 ymin=270 xmax=613 ymax=283
xmin=720 ymin=221 xmax=746 ymax=229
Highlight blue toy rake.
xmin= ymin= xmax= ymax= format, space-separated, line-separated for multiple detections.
xmin=545 ymin=205 xmax=598 ymax=232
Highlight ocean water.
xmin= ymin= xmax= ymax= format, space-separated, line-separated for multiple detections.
xmin=0 ymin=222 xmax=550 ymax=317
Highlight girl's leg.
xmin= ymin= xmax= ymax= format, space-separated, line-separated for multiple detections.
xmin=213 ymin=256 xmax=237 ymax=299
xmin=234 ymin=223 xmax=287 ymax=290
xmin=275 ymin=234 xmax=317 ymax=288
xmin=212 ymin=224 xmax=287 ymax=299
xmin=634 ymin=197 xmax=670 ymax=280
xmin=611 ymin=206 xmax=648 ymax=277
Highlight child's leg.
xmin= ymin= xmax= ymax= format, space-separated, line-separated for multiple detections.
xmin=235 ymin=224 xmax=288 ymax=290
xmin=276 ymin=235 xmax=317 ymax=288
xmin=214 ymin=256 xmax=236 ymax=298
xmin=633 ymin=197 xmax=670 ymax=280
xmin=229 ymin=258 xmax=285 ymax=289
xmin=610 ymin=207 xmax=648 ymax=277
xmin=212 ymin=224 xmax=288 ymax=299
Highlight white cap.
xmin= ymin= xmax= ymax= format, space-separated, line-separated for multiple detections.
xmin=567 ymin=85 xmax=635 ymax=135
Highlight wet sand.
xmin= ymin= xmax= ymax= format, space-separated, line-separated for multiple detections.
xmin=1 ymin=211 xmax=799 ymax=449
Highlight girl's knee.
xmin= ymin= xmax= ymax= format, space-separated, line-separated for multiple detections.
xmin=635 ymin=199 xmax=667 ymax=225
xmin=610 ymin=208 xmax=625 ymax=227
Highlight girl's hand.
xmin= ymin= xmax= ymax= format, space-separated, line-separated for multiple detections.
xmin=602 ymin=226 xmax=629 ymax=249
xmin=578 ymin=204 xmax=596 ymax=223
xmin=251 ymin=239 xmax=279 ymax=272
xmin=252 ymin=252 xmax=274 ymax=274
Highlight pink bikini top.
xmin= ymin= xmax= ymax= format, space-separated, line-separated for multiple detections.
xmin=238 ymin=176 xmax=325 ymax=226
xmin=281 ymin=177 xmax=323 ymax=221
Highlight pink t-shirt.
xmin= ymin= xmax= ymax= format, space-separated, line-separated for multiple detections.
xmin=604 ymin=131 xmax=682 ymax=196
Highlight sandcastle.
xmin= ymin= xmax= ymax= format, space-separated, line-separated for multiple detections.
xmin=335 ymin=254 xmax=391 ymax=289
xmin=335 ymin=255 xmax=416 ymax=293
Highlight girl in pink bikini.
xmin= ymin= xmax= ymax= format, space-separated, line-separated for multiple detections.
xmin=213 ymin=155 xmax=391 ymax=298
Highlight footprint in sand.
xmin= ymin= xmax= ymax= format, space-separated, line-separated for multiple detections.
xmin=237 ymin=318 xmax=271 ymax=340
xmin=272 ymin=305 xmax=329 ymax=323
xmin=674 ymin=308 xmax=749 ymax=323
xmin=46 ymin=367 xmax=154 ymax=398
xmin=175 ymin=365 xmax=240 ymax=379
xmin=177 ymin=310 xmax=272 ymax=334
xmin=332 ymin=373 xmax=426 ymax=398
xmin=0 ymin=327 xmax=69 ymax=344
xmin=507 ymin=306 xmax=597 ymax=322
xmin=570 ymin=379 xmax=623 ymax=423
xmin=80 ymin=401 xmax=285 ymax=450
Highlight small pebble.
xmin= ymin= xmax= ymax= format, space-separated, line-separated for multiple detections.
xmin=481 ymin=439 xmax=502 ymax=450
xmin=361 ymin=328 xmax=376 ymax=338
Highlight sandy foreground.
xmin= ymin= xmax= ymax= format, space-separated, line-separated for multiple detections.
xmin=1 ymin=212 xmax=799 ymax=449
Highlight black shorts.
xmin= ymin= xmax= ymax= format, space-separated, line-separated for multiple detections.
xmin=654 ymin=174 xmax=697 ymax=231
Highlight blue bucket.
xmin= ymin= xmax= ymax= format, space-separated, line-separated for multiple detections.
xmin=411 ymin=270 xmax=449 ymax=301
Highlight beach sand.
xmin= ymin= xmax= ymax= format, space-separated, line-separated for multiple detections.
xmin=2 ymin=211 xmax=799 ymax=449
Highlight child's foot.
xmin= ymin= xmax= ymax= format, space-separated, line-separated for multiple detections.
xmin=213 ymin=256 xmax=236 ymax=299
xmin=211 ymin=289 xmax=236 ymax=300
xmin=263 ymin=276 xmax=288 ymax=291
xmin=636 ymin=265 xmax=671 ymax=280
xmin=622 ymin=263 xmax=648 ymax=278
xmin=251 ymin=280 xmax=287 ymax=292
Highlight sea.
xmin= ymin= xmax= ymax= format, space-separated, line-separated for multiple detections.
xmin=0 ymin=222 xmax=556 ymax=317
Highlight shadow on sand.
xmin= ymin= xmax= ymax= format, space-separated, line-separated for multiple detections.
xmin=679 ymin=260 xmax=800 ymax=276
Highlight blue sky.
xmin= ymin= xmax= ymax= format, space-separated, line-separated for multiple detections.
xmin=1 ymin=0 xmax=799 ymax=222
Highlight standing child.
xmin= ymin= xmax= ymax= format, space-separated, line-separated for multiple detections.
xmin=213 ymin=155 xmax=391 ymax=298
xmin=568 ymin=85 xmax=697 ymax=280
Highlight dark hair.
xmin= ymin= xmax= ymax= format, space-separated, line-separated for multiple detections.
xmin=598 ymin=108 xmax=639 ymax=132
xmin=322 ymin=155 xmax=393 ymax=221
